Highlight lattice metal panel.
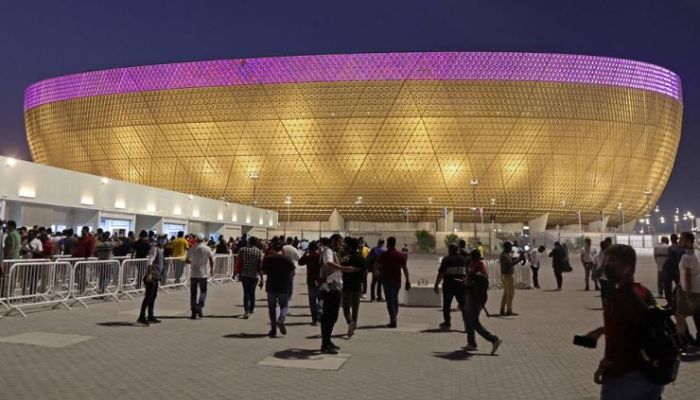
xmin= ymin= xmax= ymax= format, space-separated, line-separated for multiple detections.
xmin=24 ymin=52 xmax=683 ymax=224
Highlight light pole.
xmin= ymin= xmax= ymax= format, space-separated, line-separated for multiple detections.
xmin=355 ymin=196 xmax=363 ymax=233
xmin=489 ymin=198 xmax=495 ymax=254
xmin=470 ymin=179 xmax=479 ymax=246
xmin=249 ymin=171 xmax=260 ymax=206
xmin=643 ymin=188 xmax=652 ymax=247
xmin=284 ymin=196 xmax=292 ymax=236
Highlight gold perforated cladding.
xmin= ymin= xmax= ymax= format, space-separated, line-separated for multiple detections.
xmin=25 ymin=80 xmax=682 ymax=224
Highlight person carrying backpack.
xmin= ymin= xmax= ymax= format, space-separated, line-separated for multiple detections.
xmin=462 ymin=249 xmax=502 ymax=354
xmin=582 ymin=244 xmax=681 ymax=399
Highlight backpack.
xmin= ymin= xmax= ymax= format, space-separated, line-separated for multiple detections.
xmin=633 ymin=288 xmax=683 ymax=385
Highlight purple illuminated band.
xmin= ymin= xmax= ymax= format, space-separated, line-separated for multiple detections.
xmin=24 ymin=52 xmax=682 ymax=111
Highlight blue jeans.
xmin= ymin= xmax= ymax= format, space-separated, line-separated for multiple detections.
xmin=190 ymin=278 xmax=208 ymax=314
xmin=601 ymin=370 xmax=664 ymax=400
xmin=267 ymin=292 xmax=289 ymax=328
xmin=241 ymin=277 xmax=258 ymax=313
xmin=308 ymin=284 xmax=321 ymax=322
xmin=383 ymin=282 xmax=401 ymax=324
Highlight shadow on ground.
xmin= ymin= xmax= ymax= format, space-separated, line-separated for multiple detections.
xmin=97 ymin=321 xmax=138 ymax=327
xmin=273 ymin=348 xmax=320 ymax=360
xmin=222 ymin=333 xmax=270 ymax=339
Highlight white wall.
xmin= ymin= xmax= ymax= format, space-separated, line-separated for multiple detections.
xmin=0 ymin=156 xmax=277 ymax=232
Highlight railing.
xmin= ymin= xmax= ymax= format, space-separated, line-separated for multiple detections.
xmin=160 ymin=257 xmax=188 ymax=292
xmin=211 ymin=255 xmax=235 ymax=285
xmin=3 ymin=261 xmax=72 ymax=317
xmin=118 ymin=258 xmax=148 ymax=300
xmin=70 ymin=260 xmax=121 ymax=307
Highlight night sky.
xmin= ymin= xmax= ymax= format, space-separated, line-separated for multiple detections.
xmin=1 ymin=0 xmax=698 ymax=218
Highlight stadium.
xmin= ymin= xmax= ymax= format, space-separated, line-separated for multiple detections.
xmin=24 ymin=52 xmax=682 ymax=225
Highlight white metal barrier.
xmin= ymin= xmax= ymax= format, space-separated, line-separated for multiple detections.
xmin=70 ymin=260 xmax=121 ymax=306
xmin=211 ymin=255 xmax=234 ymax=285
xmin=486 ymin=260 xmax=502 ymax=289
xmin=3 ymin=261 xmax=72 ymax=317
xmin=117 ymin=258 xmax=148 ymax=300
xmin=160 ymin=257 xmax=188 ymax=292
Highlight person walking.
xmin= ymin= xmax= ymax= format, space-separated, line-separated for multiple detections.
xmin=298 ymin=241 xmax=322 ymax=325
xmin=319 ymin=234 xmax=353 ymax=353
xmin=594 ymin=238 xmax=613 ymax=307
xmin=549 ymin=241 xmax=567 ymax=291
xmin=433 ymin=244 xmax=467 ymax=330
xmin=528 ymin=245 xmax=545 ymax=289
xmin=653 ymin=236 xmax=670 ymax=299
xmin=186 ymin=233 xmax=214 ymax=319
xmin=674 ymin=232 xmax=700 ymax=348
xmin=581 ymin=238 xmax=598 ymax=291
xmin=499 ymin=241 xmax=524 ymax=315
xmin=376 ymin=237 xmax=411 ymax=327
xmin=462 ymin=249 xmax=502 ymax=354
xmin=583 ymin=245 xmax=664 ymax=399
xmin=662 ymin=233 xmax=682 ymax=309
xmin=368 ymin=239 xmax=386 ymax=301
xmin=262 ymin=241 xmax=295 ymax=337
xmin=137 ymin=235 xmax=165 ymax=326
xmin=282 ymin=237 xmax=300 ymax=301
xmin=238 ymin=236 xmax=264 ymax=319
xmin=341 ymin=237 xmax=366 ymax=338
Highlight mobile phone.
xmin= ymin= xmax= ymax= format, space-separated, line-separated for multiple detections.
xmin=573 ymin=335 xmax=597 ymax=348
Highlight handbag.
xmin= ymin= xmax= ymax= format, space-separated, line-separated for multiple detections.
xmin=560 ymin=258 xmax=573 ymax=273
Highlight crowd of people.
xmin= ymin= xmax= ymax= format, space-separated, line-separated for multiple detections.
xmin=4 ymin=219 xmax=700 ymax=398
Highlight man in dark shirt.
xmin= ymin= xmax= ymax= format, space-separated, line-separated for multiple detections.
xmin=662 ymin=233 xmax=682 ymax=309
xmin=433 ymin=244 xmax=467 ymax=329
xmin=549 ymin=241 xmax=568 ymax=291
xmin=341 ymin=237 xmax=367 ymax=337
xmin=262 ymin=242 xmax=295 ymax=337
xmin=132 ymin=231 xmax=152 ymax=289
xmin=299 ymin=241 xmax=322 ymax=325
xmin=584 ymin=244 xmax=663 ymax=399
xmin=376 ymin=236 xmax=411 ymax=328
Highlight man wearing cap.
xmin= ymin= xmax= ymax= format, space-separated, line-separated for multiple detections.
xmin=186 ymin=233 xmax=214 ymax=319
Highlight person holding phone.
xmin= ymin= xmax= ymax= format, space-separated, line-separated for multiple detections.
xmin=137 ymin=235 xmax=165 ymax=326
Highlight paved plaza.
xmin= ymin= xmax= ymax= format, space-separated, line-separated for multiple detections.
xmin=1 ymin=254 xmax=699 ymax=400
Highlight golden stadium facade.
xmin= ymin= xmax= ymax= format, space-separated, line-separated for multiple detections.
xmin=24 ymin=52 xmax=682 ymax=224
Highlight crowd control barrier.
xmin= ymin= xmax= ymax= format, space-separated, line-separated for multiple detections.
xmin=117 ymin=258 xmax=148 ymax=300
xmin=3 ymin=261 xmax=72 ymax=317
xmin=211 ymin=255 xmax=235 ymax=285
xmin=160 ymin=257 xmax=188 ymax=292
xmin=70 ymin=260 xmax=121 ymax=306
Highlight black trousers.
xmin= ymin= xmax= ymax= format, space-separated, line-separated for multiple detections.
xmin=464 ymin=298 xmax=498 ymax=347
xmin=663 ymin=272 xmax=678 ymax=310
xmin=139 ymin=279 xmax=158 ymax=319
xmin=530 ymin=266 xmax=539 ymax=288
xmin=371 ymin=274 xmax=383 ymax=300
xmin=321 ymin=290 xmax=341 ymax=347
xmin=361 ymin=270 xmax=368 ymax=295
xmin=442 ymin=281 xmax=466 ymax=325
xmin=599 ymin=279 xmax=611 ymax=307
xmin=553 ymin=267 xmax=563 ymax=289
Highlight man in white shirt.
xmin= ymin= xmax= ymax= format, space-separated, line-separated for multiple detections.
xmin=581 ymin=238 xmax=598 ymax=291
xmin=676 ymin=232 xmax=700 ymax=346
xmin=675 ymin=232 xmax=700 ymax=347
xmin=528 ymin=245 xmax=545 ymax=289
xmin=653 ymin=236 xmax=670 ymax=298
xmin=186 ymin=233 xmax=214 ymax=319
xmin=282 ymin=237 xmax=300 ymax=301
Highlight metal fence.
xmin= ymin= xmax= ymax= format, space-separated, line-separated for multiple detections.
xmin=211 ymin=255 xmax=235 ymax=285
xmin=70 ymin=260 xmax=121 ymax=306
xmin=160 ymin=257 xmax=188 ymax=292
xmin=118 ymin=258 xmax=148 ymax=300
xmin=3 ymin=261 xmax=72 ymax=317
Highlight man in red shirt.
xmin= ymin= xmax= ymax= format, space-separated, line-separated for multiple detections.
xmin=72 ymin=226 xmax=96 ymax=295
xmin=584 ymin=244 xmax=664 ymax=399
xmin=376 ymin=237 xmax=411 ymax=328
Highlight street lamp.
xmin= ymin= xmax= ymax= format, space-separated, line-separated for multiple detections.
xmin=470 ymin=179 xmax=479 ymax=246
xmin=643 ymin=188 xmax=652 ymax=240
xmin=249 ymin=171 xmax=260 ymax=206
xmin=617 ymin=202 xmax=625 ymax=234
xmin=283 ymin=196 xmax=292 ymax=236
xmin=355 ymin=196 xmax=364 ymax=232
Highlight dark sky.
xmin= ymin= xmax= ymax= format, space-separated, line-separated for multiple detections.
xmin=1 ymin=0 xmax=699 ymax=217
